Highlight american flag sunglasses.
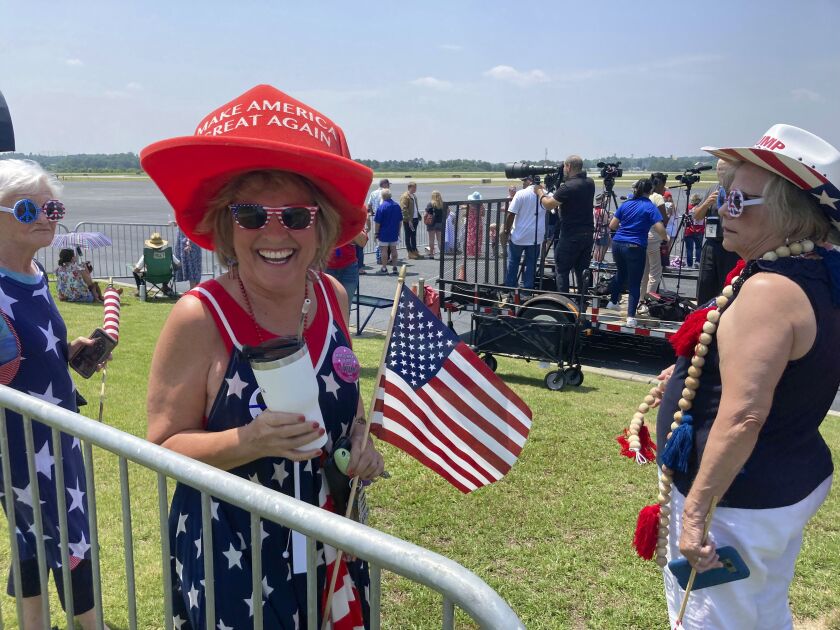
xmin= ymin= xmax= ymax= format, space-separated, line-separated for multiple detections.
xmin=0 ymin=198 xmax=65 ymax=223
xmin=229 ymin=204 xmax=318 ymax=231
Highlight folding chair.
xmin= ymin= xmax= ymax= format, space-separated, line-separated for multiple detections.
xmin=139 ymin=247 xmax=177 ymax=300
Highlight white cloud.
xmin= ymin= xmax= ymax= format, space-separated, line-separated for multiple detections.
xmin=65 ymin=58 xmax=83 ymax=67
xmin=791 ymin=88 xmax=824 ymax=103
xmin=439 ymin=44 xmax=462 ymax=52
xmin=410 ymin=76 xmax=452 ymax=90
xmin=483 ymin=65 xmax=550 ymax=87
xmin=126 ymin=82 xmax=143 ymax=91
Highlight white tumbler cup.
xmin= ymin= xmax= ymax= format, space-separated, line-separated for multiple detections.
xmin=250 ymin=345 xmax=327 ymax=452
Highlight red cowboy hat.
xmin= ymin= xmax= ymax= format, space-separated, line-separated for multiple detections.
xmin=140 ymin=84 xmax=372 ymax=250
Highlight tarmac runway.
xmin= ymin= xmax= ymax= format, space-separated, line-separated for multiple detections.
xmin=55 ymin=179 xmax=840 ymax=411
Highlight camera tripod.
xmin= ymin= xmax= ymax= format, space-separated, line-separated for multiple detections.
xmin=664 ymin=180 xmax=699 ymax=296
xmin=589 ymin=180 xmax=621 ymax=285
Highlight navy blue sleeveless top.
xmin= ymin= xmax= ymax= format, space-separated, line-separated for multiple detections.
xmin=656 ymin=257 xmax=840 ymax=509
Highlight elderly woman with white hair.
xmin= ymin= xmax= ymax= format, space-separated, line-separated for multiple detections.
xmin=634 ymin=125 xmax=840 ymax=629
xmin=0 ymin=159 xmax=103 ymax=628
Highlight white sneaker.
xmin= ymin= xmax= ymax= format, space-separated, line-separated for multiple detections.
xmin=605 ymin=301 xmax=620 ymax=310
xmin=626 ymin=317 xmax=638 ymax=327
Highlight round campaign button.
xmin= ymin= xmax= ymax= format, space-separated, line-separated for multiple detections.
xmin=332 ymin=346 xmax=360 ymax=383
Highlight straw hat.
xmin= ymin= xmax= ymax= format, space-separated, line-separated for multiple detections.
xmin=145 ymin=232 xmax=168 ymax=249
xmin=703 ymin=124 xmax=840 ymax=240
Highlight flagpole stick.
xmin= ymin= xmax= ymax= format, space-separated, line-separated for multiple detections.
xmin=674 ymin=496 xmax=719 ymax=628
xmin=96 ymin=368 xmax=107 ymax=423
xmin=321 ymin=265 xmax=408 ymax=630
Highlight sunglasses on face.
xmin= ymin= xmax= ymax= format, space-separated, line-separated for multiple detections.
xmin=726 ymin=189 xmax=764 ymax=218
xmin=229 ymin=204 xmax=318 ymax=231
xmin=0 ymin=198 xmax=66 ymax=223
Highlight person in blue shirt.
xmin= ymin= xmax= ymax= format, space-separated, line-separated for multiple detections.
xmin=606 ymin=179 xmax=668 ymax=326
xmin=373 ymin=189 xmax=402 ymax=274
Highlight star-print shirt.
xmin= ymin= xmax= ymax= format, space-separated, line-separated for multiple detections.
xmin=0 ymin=267 xmax=91 ymax=568
xmin=167 ymin=273 xmax=369 ymax=630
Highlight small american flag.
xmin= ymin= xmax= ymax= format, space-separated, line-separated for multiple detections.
xmin=372 ymin=285 xmax=532 ymax=493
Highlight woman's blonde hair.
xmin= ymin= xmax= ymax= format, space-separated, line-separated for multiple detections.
xmin=198 ymin=170 xmax=342 ymax=269
xmin=430 ymin=190 xmax=443 ymax=209
xmin=723 ymin=162 xmax=834 ymax=244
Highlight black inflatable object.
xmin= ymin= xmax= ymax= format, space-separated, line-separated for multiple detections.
xmin=0 ymin=90 xmax=14 ymax=152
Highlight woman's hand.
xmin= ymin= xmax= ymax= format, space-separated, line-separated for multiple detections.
xmin=244 ymin=411 xmax=325 ymax=462
xmin=678 ymin=512 xmax=722 ymax=573
xmin=650 ymin=363 xmax=674 ymax=408
xmin=347 ymin=420 xmax=385 ymax=480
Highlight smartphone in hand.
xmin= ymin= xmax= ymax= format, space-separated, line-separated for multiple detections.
xmin=668 ymin=546 xmax=750 ymax=591
xmin=69 ymin=328 xmax=117 ymax=379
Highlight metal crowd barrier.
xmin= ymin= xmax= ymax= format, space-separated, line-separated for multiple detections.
xmin=35 ymin=220 xmax=434 ymax=281
xmin=0 ymin=385 xmax=523 ymax=629
xmin=35 ymin=222 xmax=221 ymax=283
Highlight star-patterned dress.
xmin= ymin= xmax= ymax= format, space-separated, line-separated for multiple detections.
xmin=168 ymin=273 xmax=369 ymax=630
xmin=0 ymin=268 xmax=91 ymax=576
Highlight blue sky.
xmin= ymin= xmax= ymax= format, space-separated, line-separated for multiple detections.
xmin=2 ymin=0 xmax=838 ymax=161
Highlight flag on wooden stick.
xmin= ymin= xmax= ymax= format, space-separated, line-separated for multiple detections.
xmin=371 ymin=284 xmax=532 ymax=493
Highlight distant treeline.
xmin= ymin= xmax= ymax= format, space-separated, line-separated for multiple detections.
xmin=0 ymin=152 xmax=142 ymax=173
xmin=0 ymin=152 xmax=714 ymax=174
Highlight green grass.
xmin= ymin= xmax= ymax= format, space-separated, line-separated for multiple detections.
xmin=1 ymin=290 xmax=838 ymax=628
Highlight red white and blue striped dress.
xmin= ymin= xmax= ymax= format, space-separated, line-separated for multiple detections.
xmin=168 ymin=272 xmax=368 ymax=630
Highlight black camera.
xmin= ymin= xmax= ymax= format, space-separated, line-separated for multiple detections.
xmin=597 ymin=161 xmax=623 ymax=179
xmin=504 ymin=162 xmax=564 ymax=192
xmin=596 ymin=161 xmax=622 ymax=191
xmin=676 ymin=163 xmax=713 ymax=187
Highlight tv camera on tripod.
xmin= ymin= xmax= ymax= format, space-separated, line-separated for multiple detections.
xmin=666 ymin=162 xmax=714 ymax=293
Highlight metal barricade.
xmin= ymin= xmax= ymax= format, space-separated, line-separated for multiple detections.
xmin=0 ymin=385 xmax=523 ymax=629
xmin=35 ymin=222 xmax=221 ymax=282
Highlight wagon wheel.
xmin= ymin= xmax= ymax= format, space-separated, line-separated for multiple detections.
xmin=482 ymin=354 xmax=498 ymax=372
xmin=544 ymin=370 xmax=566 ymax=391
xmin=564 ymin=366 xmax=584 ymax=387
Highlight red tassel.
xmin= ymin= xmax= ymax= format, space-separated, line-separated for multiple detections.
xmin=616 ymin=429 xmax=633 ymax=459
xmin=670 ymin=306 xmax=714 ymax=358
xmin=616 ymin=426 xmax=658 ymax=462
xmin=633 ymin=503 xmax=661 ymax=560
xmin=638 ymin=424 xmax=657 ymax=461
xmin=723 ymin=258 xmax=746 ymax=287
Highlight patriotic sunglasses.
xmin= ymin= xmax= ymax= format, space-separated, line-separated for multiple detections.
xmin=229 ymin=204 xmax=318 ymax=231
xmin=0 ymin=198 xmax=66 ymax=223
xmin=725 ymin=189 xmax=764 ymax=218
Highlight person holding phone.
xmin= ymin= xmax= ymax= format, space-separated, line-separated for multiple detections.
xmin=650 ymin=125 xmax=840 ymax=629
xmin=0 ymin=159 xmax=107 ymax=629
xmin=141 ymin=85 xmax=384 ymax=629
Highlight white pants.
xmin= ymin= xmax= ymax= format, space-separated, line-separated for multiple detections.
xmin=641 ymin=236 xmax=662 ymax=298
xmin=664 ymin=477 xmax=832 ymax=630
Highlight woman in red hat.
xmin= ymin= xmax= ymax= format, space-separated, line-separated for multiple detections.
xmin=142 ymin=85 xmax=384 ymax=629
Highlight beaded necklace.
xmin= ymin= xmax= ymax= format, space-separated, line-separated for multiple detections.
xmin=624 ymin=239 xmax=815 ymax=566
xmin=235 ymin=272 xmax=311 ymax=344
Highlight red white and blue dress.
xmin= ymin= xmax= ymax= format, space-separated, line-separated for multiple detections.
xmin=0 ymin=267 xmax=92 ymax=609
xmin=168 ymin=272 xmax=369 ymax=630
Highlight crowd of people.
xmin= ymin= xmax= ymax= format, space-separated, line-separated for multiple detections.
xmin=1 ymin=82 xmax=839 ymax=630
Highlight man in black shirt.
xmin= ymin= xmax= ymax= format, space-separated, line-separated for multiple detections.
xmin=541 ymin=155 xmax=596 ymax=293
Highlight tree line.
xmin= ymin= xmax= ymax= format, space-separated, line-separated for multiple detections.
xmin=0 ymin=152 xmax=713 ymax=174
